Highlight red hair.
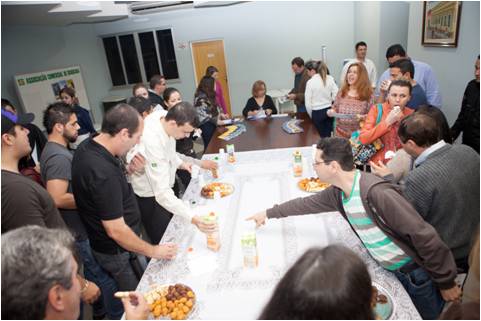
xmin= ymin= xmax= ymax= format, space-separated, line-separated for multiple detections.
xmin=339 ymin=62 xmax=372 ymax=101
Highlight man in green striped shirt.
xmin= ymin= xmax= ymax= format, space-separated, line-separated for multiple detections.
xmin=248 ymin=137 xmax=461 ymax=319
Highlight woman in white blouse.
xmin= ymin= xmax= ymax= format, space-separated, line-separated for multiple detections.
xmin=305 ymin=60 xmax=339 ymax=137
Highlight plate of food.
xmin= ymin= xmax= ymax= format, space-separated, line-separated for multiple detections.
xmin=371 ymin=283 xmax=395 ymax=320
xmin=143 ymin=283 xmax=196 ymax=320
xmin=297 ymin=177 xmax=330 ymax=193
xmin=201 ymin=182 xmax=234 ymax=199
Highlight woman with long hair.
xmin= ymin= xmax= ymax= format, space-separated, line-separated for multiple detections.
xmin=194 ymin=76 xmax=227 ymax=149
xmin=305 ymin=60 xmax=338 ymax=137
xmin=205 ymin=66 xmax=229 ymax=117
xmin=260 ymin=245 xmax=374 ymax=320
xmin=328 ymin=62 xmax=373 ymax=139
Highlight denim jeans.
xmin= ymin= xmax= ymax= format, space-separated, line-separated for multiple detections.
xmin=92 ymin=249 xmax=147 ymax=292
xmin=394 ymin=266 xmax=445 ymax=319
xmin=76 ymin=239 xmax=124 ymax=319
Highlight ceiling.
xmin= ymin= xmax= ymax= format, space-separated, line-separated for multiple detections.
xmin=1 ymin=1 xmax=245 ymax=27
xmin=1 ymin=1 xmax=131 ymax=27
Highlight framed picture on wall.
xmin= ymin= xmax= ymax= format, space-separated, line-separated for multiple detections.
xmin=422 ymin=1 xmax=462 ymax=47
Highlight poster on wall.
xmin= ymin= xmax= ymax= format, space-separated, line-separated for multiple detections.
xmin=14 ymin=66 xmax=91 ymax=127
xmin=422 ymin=1 xmax=462 ymax=47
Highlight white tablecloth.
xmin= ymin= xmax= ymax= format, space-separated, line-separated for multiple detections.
xmin=136 ymin=147 xmax=421 ymax=320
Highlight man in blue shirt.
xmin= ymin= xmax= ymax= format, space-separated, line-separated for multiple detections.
xmin=378 ymin=59 xmax=428 ymax=110
xmin=376 ymin=44 xmax=442 ymax=108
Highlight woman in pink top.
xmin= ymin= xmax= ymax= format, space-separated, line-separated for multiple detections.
xmin=327 ymin=62 xmax=373 ymax=139
xmin=206 ymin=66 xmax=229 ymax=117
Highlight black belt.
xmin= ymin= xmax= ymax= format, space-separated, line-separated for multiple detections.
xmin=398 ymin=261 xmax=419 ymax=274
xmin=92 ymin=245 xmax=128 ymax=255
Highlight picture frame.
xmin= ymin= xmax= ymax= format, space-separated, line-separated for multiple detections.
xmin=422 ymin=1 xmax=462 ymax=47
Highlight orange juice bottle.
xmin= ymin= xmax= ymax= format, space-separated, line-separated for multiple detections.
xmin=293 ymin=150 xmax=303 ymax=177
xmin=204 ymin=212 xmax=220 ymax=252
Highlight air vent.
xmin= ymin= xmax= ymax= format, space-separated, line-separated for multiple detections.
xmin=130 ymin=1 xmax=193 ymax=14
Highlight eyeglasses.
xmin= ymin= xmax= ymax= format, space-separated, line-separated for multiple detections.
xmin=312 ymin=160 xmax=332 ymax=167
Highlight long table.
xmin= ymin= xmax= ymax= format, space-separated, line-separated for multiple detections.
xmin=204 ymin=112 xmax=320 ymax=154
xmin=136 ymin=147 xmax=421 ymax=320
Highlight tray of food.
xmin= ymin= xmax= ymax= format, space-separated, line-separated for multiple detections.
xmin=201 ymin=182 xmax=234 ymax=199
xmin=143 ymin=283 xmax=196 ymax=320
xmin=372 ymin=283 xmax=395 ymax=320
xmin=297 ymin=177 xmax=330 ymax=192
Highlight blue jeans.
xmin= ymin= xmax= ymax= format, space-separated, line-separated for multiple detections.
xmin=76 ymin=239 xmax=124 ymax=319
xmin=394 ymin=266 xmax=445 ymax=319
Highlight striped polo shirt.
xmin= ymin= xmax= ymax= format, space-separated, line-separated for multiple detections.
xmin=343 ymin=170 xmax=411 ymax=271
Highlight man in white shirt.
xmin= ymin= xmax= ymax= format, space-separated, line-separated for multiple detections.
xmin=130 ymin=102 xmax=217 ymax=244
xmin=340 ymin=41 xmax=377 ymax=88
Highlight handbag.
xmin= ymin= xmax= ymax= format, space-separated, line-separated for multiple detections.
xmin=350 ymin=104 xmax=384 ymax=165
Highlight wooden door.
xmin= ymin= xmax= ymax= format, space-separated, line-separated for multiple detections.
xmin=191 ymin=40 xmax=232 ymax=115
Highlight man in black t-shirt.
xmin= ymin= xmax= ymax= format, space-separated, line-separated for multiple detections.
xmin=72 ymin=103 xmax=177 ymax=291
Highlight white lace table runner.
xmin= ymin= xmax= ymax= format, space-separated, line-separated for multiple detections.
xmin=136 ymin=147 xmax=421 ymax=320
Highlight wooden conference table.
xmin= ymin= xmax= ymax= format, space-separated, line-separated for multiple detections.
xmin=204 ymin=112 xmax=320 ymax=154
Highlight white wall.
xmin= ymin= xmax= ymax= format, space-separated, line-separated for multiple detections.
xmin=354 ymin=1 xmax=409 ymax=77
xmin=1 ymin=24 xmax=111 ymax=123
xmin=94 ymin=1 xmax=356 ymax=116
xmin=379 ymin=2 xmax=409 ymax=71
xmin=354 ymin=2 xmax=382 ymax=71
xmin=2 ymin=1 xmax=477 ymax=124
xmin=407 ymin=1 xmax=480 ymax=124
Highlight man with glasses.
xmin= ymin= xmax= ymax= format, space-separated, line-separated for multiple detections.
xmin=130 ymin=102 xmax=217 ymax=245
xmin=248 ymin=137 xmax=461 ymax=319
